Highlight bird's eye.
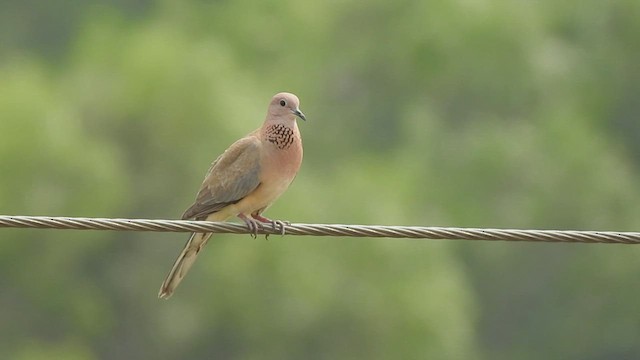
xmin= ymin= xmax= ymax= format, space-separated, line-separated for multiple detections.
xmin=279 ymin=100 xmax=286 ymax=107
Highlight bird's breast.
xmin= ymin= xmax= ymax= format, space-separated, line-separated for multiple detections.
xmin=258 ymin=127 xmax=301 ymax=186
xmin=264 ymin=123 xmax=297 ymax=150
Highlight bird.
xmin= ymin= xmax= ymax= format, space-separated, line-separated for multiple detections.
xmin=158 ymin=92 xmax=306 ymax=299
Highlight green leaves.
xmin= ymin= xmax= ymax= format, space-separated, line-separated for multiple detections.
xmin=1 ymin=0 xmax=640 ymax=359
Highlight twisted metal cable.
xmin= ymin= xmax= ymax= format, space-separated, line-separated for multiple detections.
xmin=0 ymin=215 xmax=638 ymax=244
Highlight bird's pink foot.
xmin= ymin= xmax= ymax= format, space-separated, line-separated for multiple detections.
xmin=251 ymin=214 xmax=290 ymax=236
xmin=238 ymin=213 xmax=263 ymax=238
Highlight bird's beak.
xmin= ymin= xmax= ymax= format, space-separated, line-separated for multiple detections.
xmin=292 ymin=109 xmax=306 ymax=121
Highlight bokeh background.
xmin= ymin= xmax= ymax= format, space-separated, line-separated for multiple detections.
xmin=1 ymin=0 xmax=639 ymax=359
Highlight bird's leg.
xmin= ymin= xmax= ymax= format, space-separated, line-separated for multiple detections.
xmin=237 ymin=213 xmax=263 ymax=238
xmin=251 ymin=213 xmax=289 ymax=236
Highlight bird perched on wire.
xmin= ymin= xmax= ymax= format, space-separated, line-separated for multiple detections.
xmin=158 ymin=92 xmax=306 ymax=299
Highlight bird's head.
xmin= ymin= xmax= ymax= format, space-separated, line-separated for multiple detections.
xmin=268 ymin=92 xmax=306 ymax=121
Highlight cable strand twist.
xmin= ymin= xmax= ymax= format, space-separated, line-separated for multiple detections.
xmin=0 ymin=215 xmax=638 ymax=244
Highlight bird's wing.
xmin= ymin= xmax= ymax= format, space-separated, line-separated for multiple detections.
xmin=181 ymin=135 xmax=262 ymax=220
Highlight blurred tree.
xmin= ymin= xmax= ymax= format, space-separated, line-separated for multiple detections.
xmin=0 ymin=0 xmax=639 ymax=359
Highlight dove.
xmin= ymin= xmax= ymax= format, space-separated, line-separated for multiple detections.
xmin=158 ymin=92 xmax=305 ymax=299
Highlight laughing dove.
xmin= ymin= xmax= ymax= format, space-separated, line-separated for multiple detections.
xmin=158 ymin=92 xmax=305 ymax=299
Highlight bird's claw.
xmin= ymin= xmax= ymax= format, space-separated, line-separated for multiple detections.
xmin=271 ymin=220 xmax=290 ymax=235
xmin=265 ymin=220 xmax=289 ymax=240
xmin=251 ymin=216 xmax=290 ymax=240
xmin=239 ymin=215 xmax=264 ymax=238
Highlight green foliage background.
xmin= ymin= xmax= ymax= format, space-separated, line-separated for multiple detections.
xmin=1 ymin=0 xmax=639 ymax=359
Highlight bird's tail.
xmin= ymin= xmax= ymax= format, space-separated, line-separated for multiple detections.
xmin=159 ymin=211 xmax=231 ymax=299
xmin=158 ymin=231 xmax=213 ymax=299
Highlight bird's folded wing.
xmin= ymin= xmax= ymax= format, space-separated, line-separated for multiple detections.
xmin=182 ymin=136 xmax=262 ymax=220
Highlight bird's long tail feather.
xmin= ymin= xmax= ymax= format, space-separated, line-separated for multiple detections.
xmin=158 ymin=232 xmax=212 ymax=299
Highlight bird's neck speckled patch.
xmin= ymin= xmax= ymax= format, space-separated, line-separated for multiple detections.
xmin=265 ymin=124 xmax=295 ymax=150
